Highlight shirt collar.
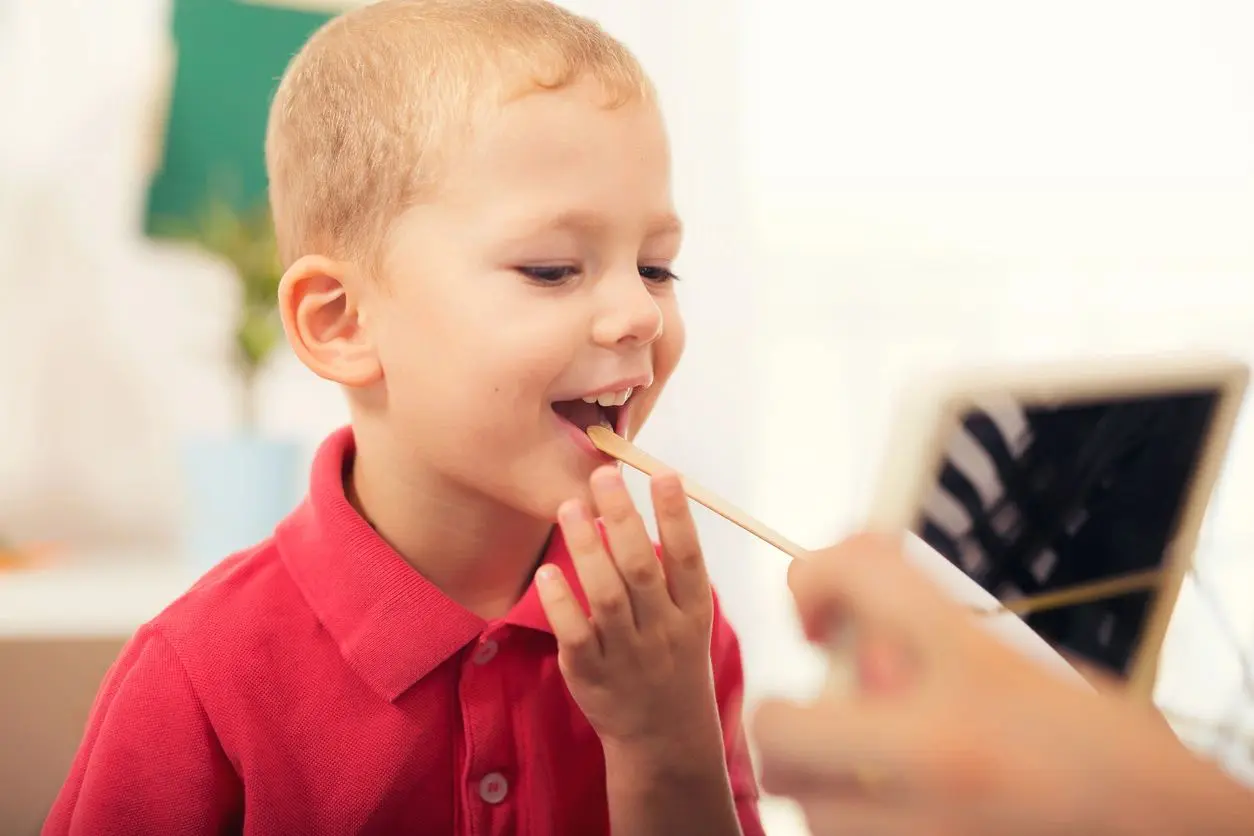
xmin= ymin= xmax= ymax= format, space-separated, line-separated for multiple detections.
xmin=276 ymin=426 xmax=588 ymax=702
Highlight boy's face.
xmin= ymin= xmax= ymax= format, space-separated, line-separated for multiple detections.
xmin=366 ymin=79 xmax=684 ymax=519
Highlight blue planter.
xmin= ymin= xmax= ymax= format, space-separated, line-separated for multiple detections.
xmin=180 ymin=435 xmax=303 ymax=568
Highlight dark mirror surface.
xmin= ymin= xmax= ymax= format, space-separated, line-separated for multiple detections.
xmin=915 ymin=390 xmax=1219 ymax=676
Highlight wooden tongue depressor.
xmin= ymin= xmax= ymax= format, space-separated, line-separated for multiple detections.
xmin=584 ymin=427 xmax=866 ymax=736
xmin=585 ymin=425 xmax=809 ymax=560
xmin=586 ymin=427 xmax=1157 ymax=720
xmin=587 ymin=427 xmax=1159 ymax=611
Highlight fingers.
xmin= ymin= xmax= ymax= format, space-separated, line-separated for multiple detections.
xmin=786 ymin=554 xmax=807 ymax=598
xmin=1055 ymin=650 xmax=1125 ymax=695
xmin=557 ymin=497 xmax=635 ymax=639
xmin=791 ymin=533 xmax=959 ymax=653
xmin=858 ymin=632 xmax=916 ymax=694
xmin=589 ymin=467 xmax=672 ymax=626
xmin=651 ymin=470 xmax=712 ymax=614
xmin=535 ymin=564 xmax=601 ymax=668
xmin=751 ymin=697 xmax=922 ymax=788
xmin=794 ymin=800 xmax=909 ymax=836
xmin=557 ymin=466 xmax=709 ymax=648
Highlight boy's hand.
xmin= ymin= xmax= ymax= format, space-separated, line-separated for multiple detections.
xmin=535 ymin=465 xmax=724 ymax=771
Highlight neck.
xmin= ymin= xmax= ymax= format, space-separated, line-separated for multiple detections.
xmin=348 ymin=430 xmax=554 ymax=620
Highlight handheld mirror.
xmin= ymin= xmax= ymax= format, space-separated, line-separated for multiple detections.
xmin=836 ymin=353 xmax=1249 ymax=697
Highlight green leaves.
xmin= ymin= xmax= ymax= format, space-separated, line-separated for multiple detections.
xmin=236 ymin=304 xmax=283 ymax=375
xmin=156 ymin=193 xmax=283 ymax=381
xmin=153 ymin=187 xmax=284 ymax=430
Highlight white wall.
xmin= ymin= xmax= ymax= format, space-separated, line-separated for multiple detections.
xmin=0 ymin=0 xmax=355 ymax=553
xmin=738 ymin=0 xmax=1254 ymax=767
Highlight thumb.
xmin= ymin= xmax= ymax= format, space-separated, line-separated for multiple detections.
xmin=791 ymin=532 xmax=964 ymax=654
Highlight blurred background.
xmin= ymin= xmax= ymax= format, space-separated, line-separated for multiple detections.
xmin=2 ymin=0 xmax=1253 ymax=832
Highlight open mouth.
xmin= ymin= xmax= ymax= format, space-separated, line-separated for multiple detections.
xmin=551 ymin=387 xmax=635 ymax=436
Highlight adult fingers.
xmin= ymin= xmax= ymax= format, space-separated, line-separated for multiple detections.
xmin=794 ymin=798 xmax=915 ymax=836
xmin=791 ymin=533 xmax=962 ymax=654
xmin=751 ymin=696 xmax=925 ymax=792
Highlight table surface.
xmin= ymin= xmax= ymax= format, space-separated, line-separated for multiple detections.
xmin=0 ymin=557 xmax=198 ymax=639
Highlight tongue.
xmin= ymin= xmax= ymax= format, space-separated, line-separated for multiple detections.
xmin=553 ymin=399 xmax=608 ymax=431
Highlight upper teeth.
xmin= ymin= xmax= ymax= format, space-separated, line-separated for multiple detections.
xmin=582 ymin=388 xmax=633 ymax=408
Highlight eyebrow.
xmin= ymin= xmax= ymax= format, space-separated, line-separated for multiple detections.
xmin=526 ymin=210 xmax=684 ymax=239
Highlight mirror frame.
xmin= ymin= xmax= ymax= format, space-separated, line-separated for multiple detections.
xmin=866 ymin=352 xmax=1249 ymax=698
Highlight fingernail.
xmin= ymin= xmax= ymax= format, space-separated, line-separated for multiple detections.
xmin=536 ymin=565 xmax=560 ymax=586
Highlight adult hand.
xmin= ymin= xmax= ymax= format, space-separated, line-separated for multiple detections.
xmin=751 ymin=533 xmax=1253 ymax=836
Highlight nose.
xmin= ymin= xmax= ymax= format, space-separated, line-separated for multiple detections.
xmin=591 ymin=272 xmax=664 ymax=350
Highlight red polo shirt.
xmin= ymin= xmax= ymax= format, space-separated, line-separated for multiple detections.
xmin=45 ymin=427 xmax=763 ymax=835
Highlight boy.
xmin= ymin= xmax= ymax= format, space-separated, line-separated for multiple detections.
xmin=44 ymin=1 xmax=763 ymax=834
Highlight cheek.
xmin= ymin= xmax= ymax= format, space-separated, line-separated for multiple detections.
xmin=370 ymin=285 xmax=445 ymax=354
xmin=474 ymin=319 xmax=579 ymax=415
xmin=374 ymin=311 xmax=446 ymax=390
xmin=656 ymin=307 xmax=686 ymax=381
xmin=376 ymin=302 xmax=565 ymax=420
xmin=371 ymin=299 xmax=478 ymax=415
xmin=629 ymin=311 xmax=686 ymax=434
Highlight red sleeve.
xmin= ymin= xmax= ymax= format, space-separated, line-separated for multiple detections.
xmin=710 ymin=593 xmax=766 ymax=836
xmin=42 ymin=625 xmax=241 ymax=835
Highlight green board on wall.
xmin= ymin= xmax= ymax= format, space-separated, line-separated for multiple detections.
xmin=145 ymin=0 xmax=333 ymax=233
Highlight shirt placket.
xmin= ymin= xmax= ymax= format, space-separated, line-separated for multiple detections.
xmin=458 ymin=626 xmax=515 ymax=836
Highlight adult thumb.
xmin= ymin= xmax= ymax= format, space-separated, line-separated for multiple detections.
xmin=790 ymin=532 xmax=962 ymax=651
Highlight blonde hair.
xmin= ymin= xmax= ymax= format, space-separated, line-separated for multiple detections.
xmin=265 ymin=0 xmax=653 ymax=269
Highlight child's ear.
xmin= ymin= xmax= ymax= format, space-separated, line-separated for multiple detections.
xmin=278 ymin=255 xmax=382 ymax=387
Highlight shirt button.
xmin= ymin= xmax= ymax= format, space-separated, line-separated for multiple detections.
xmin=478 ymin=772 xmax=509 ymax=804
xmin=472 ymin=638 xmax=499 ymax=665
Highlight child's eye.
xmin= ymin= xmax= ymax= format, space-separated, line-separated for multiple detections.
xmin=639 ymin=265 xmax=679 ymax=284
xmin=517 ymin=265 xmax=579 ymax=284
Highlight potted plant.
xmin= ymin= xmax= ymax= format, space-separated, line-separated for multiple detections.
xmin=162 ymin=195 xmax=302 ymax=566
xmin=189 ymin=195 xmax=285 ymax=427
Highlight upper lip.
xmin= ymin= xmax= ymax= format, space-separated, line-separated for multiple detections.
xmin=566 ymin=375 xmax=653 ymax=401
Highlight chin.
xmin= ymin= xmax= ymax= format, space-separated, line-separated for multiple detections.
xmin=482 ymin=464 xmax=595 ymax=524
xmin=537 ymin=470 xmax=599 ymax=520
xmin=481 ymin=430 xmax=621 ymax=521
